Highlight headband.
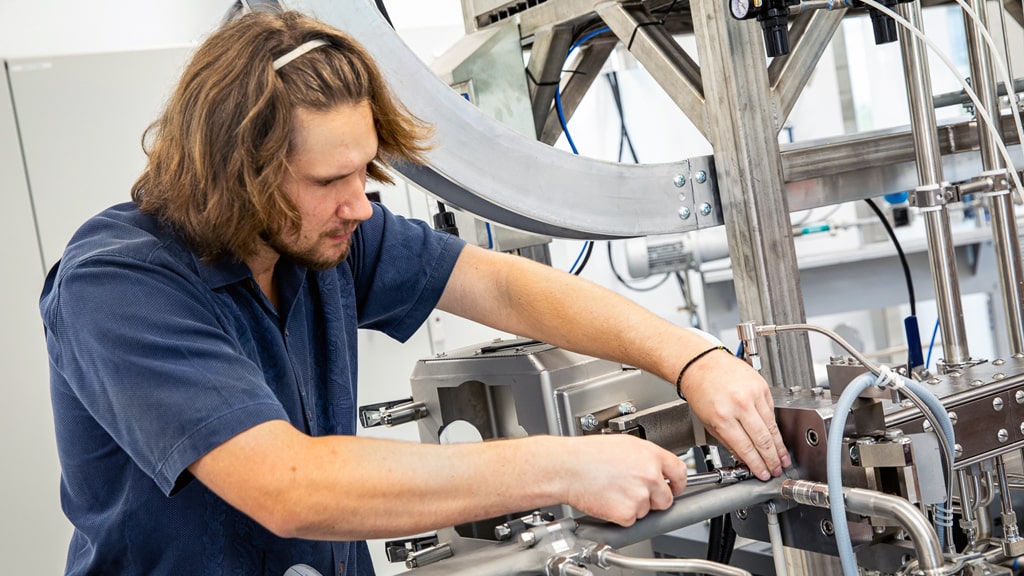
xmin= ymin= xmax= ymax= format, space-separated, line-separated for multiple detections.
xmin=272 ymin=39 xmax=330 ymax=71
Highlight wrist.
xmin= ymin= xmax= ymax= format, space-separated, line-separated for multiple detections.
xmin=675 ymin=345 xmax=730 ymax=400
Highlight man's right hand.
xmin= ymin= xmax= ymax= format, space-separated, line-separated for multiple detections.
xmin=555 ymin=435 xmax=689 ymax=526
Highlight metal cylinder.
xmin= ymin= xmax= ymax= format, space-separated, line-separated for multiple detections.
xmin=596 ymin=549 xmax=751 ymax=576
xmin=964 ymin=0 xmax=1024 ymax=354
xmin=843 ymin=488 xmax=946 ymax=575
xmin=897 ymin=1 xmax=971 ymax=367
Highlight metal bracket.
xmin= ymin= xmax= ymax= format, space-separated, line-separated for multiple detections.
xmin=384 ymin=533 xmax=439 ymax=563
xmin=358 ymin=398 xmax=428 ymax=428
xmin=908 ymin=182 xmax=959 ymax=210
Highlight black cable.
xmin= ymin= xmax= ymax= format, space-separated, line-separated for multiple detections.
xmin=606 ymin=72 xmax=639 ymax=163
xmin=607 ymin=243 xmax=671 ymax=291
xmin=374 ymin=0 xmax=394 ymax=27
xmin=572 ymin=241 xmax=594 ymax=276
xmin=864 ymin=198 xmax=916 ymax=317
xmin=627 ymin=0 xmax=681 ymax=51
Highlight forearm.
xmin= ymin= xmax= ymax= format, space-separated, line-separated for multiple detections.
xmin=192 ymin=420 xmax=690 ymax=539
xmin=191 ymin=420 xmax=571 ymax=541
xmin=439 ymin=247 xmax=717 ymax=385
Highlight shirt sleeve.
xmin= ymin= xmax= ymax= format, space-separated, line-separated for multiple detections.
xmin=346 ymin=202 xmax=465 ymax=342
xmin=41 ymin=252 xmax=289 ymax=496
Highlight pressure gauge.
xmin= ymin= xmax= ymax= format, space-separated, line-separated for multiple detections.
xmin=733 ymin=0 xmax=757 ymax=18
xmin=730 ymin=0 xmax=759 ymax=20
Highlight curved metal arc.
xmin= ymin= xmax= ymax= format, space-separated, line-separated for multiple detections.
xmin=296 ymin=0 xmax=696 ymax=239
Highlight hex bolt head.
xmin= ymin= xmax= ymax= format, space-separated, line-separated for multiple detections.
xmin=699 ymin=202 xmax=713 ymax=216
xmin=673 ymin=174 xmax=687 ymax=188
xmin=695 ymin=170 xmax=708 ymax=184
xmin=618 ymin=402 xmax=637 ymax=415
xmin=579 ymin=413 xmax=599 ymax=432
xmin=678 ymin=207 xmax=692 ymax=220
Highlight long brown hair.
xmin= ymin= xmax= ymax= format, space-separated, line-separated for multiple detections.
xmin=131 ymin=9 xmax=431 ymax=261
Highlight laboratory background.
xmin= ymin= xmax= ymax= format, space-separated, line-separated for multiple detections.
xmin=2 ymin=0 xmax=1024 ymax=574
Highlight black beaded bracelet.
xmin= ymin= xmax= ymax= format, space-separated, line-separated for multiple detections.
xmin=675 ymin=345 xmax=729 ymax=400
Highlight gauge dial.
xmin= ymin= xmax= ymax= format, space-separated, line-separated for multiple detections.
xmin=731 ymin=0 xmax=752 ymax=19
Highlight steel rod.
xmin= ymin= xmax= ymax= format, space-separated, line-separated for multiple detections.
xmin=964 ymin=0 xmax=1024 ymax=354
xmin=897 ymin=1 xmax=971 ymax=367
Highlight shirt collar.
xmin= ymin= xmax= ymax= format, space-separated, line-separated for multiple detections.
xmin=192 ymin=253 xmax=254 ymax=290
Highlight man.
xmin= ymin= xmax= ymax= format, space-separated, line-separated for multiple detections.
xmin=39 ymin=9 xmax=789 ymax=576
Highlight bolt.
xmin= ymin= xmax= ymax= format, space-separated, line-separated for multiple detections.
xmin=971 ymin=379 xmax=985 ymax=387
xmin=618 ymin=402 xmax=637 ymax=415
xmin=1014 ymin=353 xmax=1024 ymax=359
xmin=955 ymin=444 xmax=963 ymax=458
xmin=678 ymin=207 xmax=691 ymax=221
xmin=995 ymin=398 xmax=1005 ymax=412
xmin=736 ymin=508 xmax=748 ymax=520
xmin=495 ymin=525 xmax=512 ymax=541
xmin=806 ymin=429 xmax=819 ymax=447
xmin=811 ymin=387 xmax=825 ymax=397
xmin=695 ymin=170 xmax=708 ymax=184
xmin=994 ymin=358 xmax=1006 ymax=366
xmin=999 ymin=429 xmax=1010 ymax=443
xmin=673 ymin=174 xmax=687 ymax=188
xmin=995 ymin=373 xmax=1007 ymax=381
xmin=1020 ymin=422 xmax=1024 ymax=436
xmin=874 ymin=525 xmax=886 ymax=534
xmin=928 ymin=377 xmax=942 ymax=385
xmin=1017 ymin=391 xmax=1024 ymax=404
xmin=949 ymin=412 xmax=958 ymax=426
xmin=923 ymin=420 xmax=932 ymax=432
xmin=821 ymin=519 xmax=835 ymax=536
xmin=949 ymin=371 xmax=963 ymax=378
xmin=699 ymin=202 xmax=713 ymax=216
xmin=579 ymin=414 xmax=599 ymax=432
xmin=518 ymin=530 xmax=537 ymax=549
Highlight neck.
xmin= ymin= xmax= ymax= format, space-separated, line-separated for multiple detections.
xmin=244 ymin=245 xmax=280 ymax=310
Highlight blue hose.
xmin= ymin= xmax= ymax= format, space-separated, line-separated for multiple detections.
xmin=827 ymin=371 xmax=954 ymax=575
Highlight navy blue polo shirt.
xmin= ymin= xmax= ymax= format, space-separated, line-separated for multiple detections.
xmin=39 ymin=201 xmax=465 ymax=576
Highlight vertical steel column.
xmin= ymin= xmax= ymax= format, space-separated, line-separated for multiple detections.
xmin=964 ymin=0 xmax=1024 ymax=354
xmin=897 ymin=1 xmax=972 ymax=367
xmin=690 ymin=0 xmax=814 ymax=389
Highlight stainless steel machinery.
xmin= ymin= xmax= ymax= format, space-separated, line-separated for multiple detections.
xmin=305 ymin=0 xmax=1024 ymax=573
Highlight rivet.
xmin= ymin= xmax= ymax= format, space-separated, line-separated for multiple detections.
xmin=673 ymin=174 xmax=687 ymax=187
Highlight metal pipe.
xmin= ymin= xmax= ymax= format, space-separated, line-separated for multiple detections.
xmin=898 ymin=1 xmax=972 ymax=367
xmin=964 ymin=0 xmax=1024 ymax=354
xmin=766 ymin=504 xmax=791 ymax=576
xmin=958 ymin=469 xmax=980 ymax=547
xmin=996 ymin=456 xmax=1023 ymax=541
xmin=576 ymin=476 xmax=787 ymax=550
xmin=594 ymin=549 xmax=751 ymax=576
xmin=781 ymin=480 xmax=945 ymax=575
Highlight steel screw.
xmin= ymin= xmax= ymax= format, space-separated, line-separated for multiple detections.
xmin=673 ymin=174 xmax=687 ymax=188
xmin=579 ymin=414 xmax=599 ymax=432
xmin=949 ymin=412 xmax=958 ymax=426
xmin=618 ymin=402 xmax=637 ymax=415
xmin=955 ymin=444 xmax=963 ymax=458
xmin=695 ymin=170 xmax=708 ymax=184
xmin=678 ymin=207 xmax=691 ymax=221
xmin=1020 ymin=422 xmax=1024 ymax=436
xmin=518 ymin=531 xmax=537 ymax=549
xmin=994 ymin=358 xmax=1006 ymax=366
xmin=928 ymin=378 xmax=942 ymax=385
xmin=1017 ymin=391 xmax=1024 ymax=404
xmin=736 ymin=508 xmax=748 ymax=520
xmin=874 ymin=526 xmax=886 ymax=534
xmin=806 ymin=429 xmax=819 ymax=447
xmin=999 ymin=429 xmax=1010 ymax=443
xmin=971 ymin=379 xmax=985 ymax=387
xmin=923 ymin=420 xmax=932 ymax=432
xmin=821 ymin=519 xmax=835 ymax=536
xmin=699 ymin=202 xmax=713 ymax=216
xmin=995 ymin=373 xmax=1007 ymax=381
xmin=994 ymin=398 xmax=1005 ymax=412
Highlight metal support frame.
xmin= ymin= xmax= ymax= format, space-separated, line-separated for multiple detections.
xmin=690 ymin=0 xmax=814 ymax=388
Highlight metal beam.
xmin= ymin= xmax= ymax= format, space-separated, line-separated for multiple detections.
xmin=595 ymin=1 xmax=708 ymax=138
xmin=538 ymin=39 xmax=616 ymax=145
xmin=526 ymin=24 xmax=574 ymax=139
xmin=769 ymin=9 xmax=846 ymax=131
xmin=690 ymin=0 xmax=814 ymax=387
